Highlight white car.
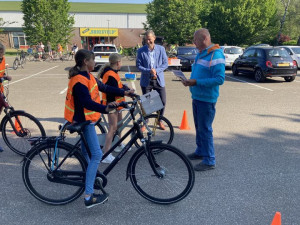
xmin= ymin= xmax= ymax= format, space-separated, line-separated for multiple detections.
xmin=281 ymin=46 xmax=300 ymax=69
xmin=221 ymin=46 xmax=243 ymax=68
xmin=92 ymin=44 xmax=118 ymax=70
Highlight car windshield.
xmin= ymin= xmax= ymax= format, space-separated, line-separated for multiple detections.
xmin=267 ymin=48 xmax=289 ymax=57
xmin=291 ymin=47 xmax=300 ymax=54
xmin=177 ymin=48 xmax=198 ymax=55
xmin=224 ymin=47 xmax=243 ymax=54
xmin=93 ymin=46 xmax=116 ymax=52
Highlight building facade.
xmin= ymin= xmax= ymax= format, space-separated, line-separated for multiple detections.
xmin=0 ymin=9 xmax=147 ymax=50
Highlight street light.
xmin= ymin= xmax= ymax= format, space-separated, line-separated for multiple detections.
xmin=107 ymin=19 xmax=110 ymax=43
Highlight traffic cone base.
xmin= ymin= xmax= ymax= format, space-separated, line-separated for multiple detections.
xmin=271 ymin=212 xmax=281 ymax=225
xmin=179 ymin=110 xmax=190 ymax=130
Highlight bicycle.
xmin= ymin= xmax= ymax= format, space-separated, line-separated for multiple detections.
xmin=0 ymin=69 xmax=46 ymax=156
xmin=127 ymin=48 xmax=137 ymax=61
xmin=22 ymin=97 xmax=194 ymax=205
xmin=13 ymin=50 xmax=26 ymax=70
xmin=59 ymin=94 xmax=174 ymax=149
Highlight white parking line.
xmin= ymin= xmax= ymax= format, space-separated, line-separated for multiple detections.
xmin=225 ymin=75 xmax=274 ymax=92
xmin=60 ymin=87 xmax=68 ymax=94
xmin=6 ymin=66 xmax=59 ymax=86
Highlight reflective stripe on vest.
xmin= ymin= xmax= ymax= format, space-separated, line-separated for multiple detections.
xmin=64 ymin=73 xmax=101 ymax=122
xmin=101 ymin=70 xmax=125 ymax=110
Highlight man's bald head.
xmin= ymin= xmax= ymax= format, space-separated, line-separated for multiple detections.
xmin=193 ymin=28 xmax=211 ymax=51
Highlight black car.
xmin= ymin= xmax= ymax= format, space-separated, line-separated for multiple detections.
xmin=232 ymin=46 xmax=298 ymax=82
xmin=176 ymin=46 xmax=198 ymax=71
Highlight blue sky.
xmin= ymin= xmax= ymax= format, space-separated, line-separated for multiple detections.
xmin=0 ymin=0 xmax=152 ymax=3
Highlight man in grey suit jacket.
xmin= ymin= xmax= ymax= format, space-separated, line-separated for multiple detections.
xmin=136 ymin=30 xmax=168 ymax=130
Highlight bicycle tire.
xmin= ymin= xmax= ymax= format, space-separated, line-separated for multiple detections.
xmin=133 ymin=114 xmax=174 ymax=148
xmin=28 ymin=54 xmax=34 ymax=62
xmin=128 ymin=143 xmax=195 ymax=204
xmin=22 ymin=141 xmax=87 ymax=205
xmin=1 ymin=111 xmax=46 ymax=156
xmin=13 ymin=59 xmax=18 ymax=70
xmin=60 ymin=120 xmax=106 ymax=147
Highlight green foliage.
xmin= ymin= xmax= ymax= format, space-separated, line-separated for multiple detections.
xmin=205 ymin=0 xmax=277 ymax=45
xmin=282 ymin=40 xmax=298 ymax=45
xmin=145 ymin=0 xmax=210 ymax=45
xmin=21 ymin=0 xmax=74 ymax=47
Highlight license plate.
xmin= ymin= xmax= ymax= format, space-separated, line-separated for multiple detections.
xmin=101 ymin=56 xmax=109 ymax=58
xmin=277 ymin=63 xmax=289 ymax=67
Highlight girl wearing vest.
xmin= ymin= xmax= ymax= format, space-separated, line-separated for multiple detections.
xmin=98 ymin=53 xmax=133 ymax=164
xmin=65 ymin=49 xmax=132 ymax=208
xmin=0 ymin=43 xmax=12 ymax=152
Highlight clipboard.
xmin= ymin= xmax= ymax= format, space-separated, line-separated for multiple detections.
xmin=172 ymin=70 xmax=187 ymax=81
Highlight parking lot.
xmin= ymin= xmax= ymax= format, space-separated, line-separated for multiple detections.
xmin=0 ymin=57 xmax=300 ymax=225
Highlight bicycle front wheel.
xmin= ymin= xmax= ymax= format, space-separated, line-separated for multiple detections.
xmin=134 ymin=114 xmax=174 ymax=148
xmin=128 ymin=143 xmax=195 ymax=204
xmin=22 ymin=141 xmax=86 ymax=205
xmin=13 ymin=59 xmax=18 ymax=70
xmin=1 ymin=111 xmax=46 ymax=156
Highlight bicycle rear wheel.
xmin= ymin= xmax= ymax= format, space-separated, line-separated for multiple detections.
xmin=60 ymin=120 xmax=106 ymax=147
xmin=1 ymin=111 xmax=46 ymax=156
xmin=128 ymin=143 xmax=195 ymax=204
xmin=134 ymin=114 xmax=174 ymax=148
xmin=22 ymin=141 xmax=87 ymax=205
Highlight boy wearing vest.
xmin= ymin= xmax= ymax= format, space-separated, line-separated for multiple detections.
xmin=98 ymin=53 xmax=133 ymax=164
xmin=65 ymin=49 xmax=133 ymax=208
xmin=0 ymin=43 xmax=12 ymax=152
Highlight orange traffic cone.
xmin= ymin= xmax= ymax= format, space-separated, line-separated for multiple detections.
xmin=179 ymin=110 xmax=190 ymax=130
xmin=271 ymin=212 xmax=281 ymax=225
xmin=11 ymin=116 xmax=22 ymax=134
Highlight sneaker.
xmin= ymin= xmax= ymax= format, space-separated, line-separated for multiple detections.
xmin=194 ymin=162 xmax=215 ymax=171
xmin=114 ymin=143 xmax=132 ymax=153
xmin=101 ymin=153 xmax=115 ymax=164
xmin=84 ymin=193 xmax=109 ymax=208
xmin=0 ymin=146 xmax=3 ymax=152
xmin=186 ymin=152 xmax=203 ymax=160
xmin=159 ymin=121 xmax=166 ymax=130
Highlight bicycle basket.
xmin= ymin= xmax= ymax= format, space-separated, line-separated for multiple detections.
xmin=139 ymin=90 xmax=164 ymax=116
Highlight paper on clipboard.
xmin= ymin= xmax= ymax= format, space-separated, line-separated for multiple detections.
xmin=172 ymin=70 xmax=187 ymax=81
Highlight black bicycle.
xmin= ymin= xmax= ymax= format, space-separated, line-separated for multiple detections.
xmin=0 ymin=70 xmax=46 ymax=156
xmin=13 ymin=50 xmax=26 ymax=70
xmin=22 ymin=97 xmax=194 ymax=205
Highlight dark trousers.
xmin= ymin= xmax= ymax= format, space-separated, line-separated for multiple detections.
xmin=141 ymin=80 xmax=166 ymax=117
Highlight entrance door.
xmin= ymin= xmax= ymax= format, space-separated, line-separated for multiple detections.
xmin=88 ymin=37 xmax=100 ymax=50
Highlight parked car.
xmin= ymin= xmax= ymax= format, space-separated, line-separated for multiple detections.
xmin=232 ymin=46 xmax=297 ymax=82
xmin=221 ymin=46 xmax=243 ymax=68
xmin=281 ymin=46 xmax=300 ymax=69
xmin=176 ymin=46 xmax=198 ymax=71
xmin=92 ymin=44 xmax=118 ymax=70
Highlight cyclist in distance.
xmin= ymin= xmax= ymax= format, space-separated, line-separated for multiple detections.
xmin=0 ymin=43 xmax=12 ymax=152
xmin=65 ymin=49 xmax=133 ymax=208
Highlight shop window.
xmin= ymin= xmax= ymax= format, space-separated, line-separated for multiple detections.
xmin=12 ymin=32 xmax=28 ymax=49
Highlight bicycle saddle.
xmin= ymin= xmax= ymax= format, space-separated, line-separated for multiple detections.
xmin=66 ymin=121 xmax=91 ymax=134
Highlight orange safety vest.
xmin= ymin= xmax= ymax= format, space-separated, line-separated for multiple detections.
xmin=64 ymin=73 xmax=101 ymax=123
xmin=0 ymin=56 xmax=6 ymax=93
xmin=101 ymin=70 xmax=125 ymax=110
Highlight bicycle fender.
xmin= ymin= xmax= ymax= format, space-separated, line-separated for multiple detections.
xmin=125 ymin=140 xmax=163 ymax=180
xmin=0 ymin=110 xmax=25 ymax=131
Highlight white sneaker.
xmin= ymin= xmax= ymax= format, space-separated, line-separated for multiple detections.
xmin=114 ymin=143 xmax=132 ymax=153
xmin=102 ymin=153 xmax=115 ymax=164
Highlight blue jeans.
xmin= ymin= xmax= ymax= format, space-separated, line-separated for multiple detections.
xmin=192 ymin=99 xmax=216 ymax=166
xmin=81 ymin=124 xmax=103 ymax=195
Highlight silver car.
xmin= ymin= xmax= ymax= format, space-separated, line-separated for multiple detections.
xmin=281 ymin=46 xmax=300 ymax=69
xmin=221 ymin=46 xmax=243 ymax=68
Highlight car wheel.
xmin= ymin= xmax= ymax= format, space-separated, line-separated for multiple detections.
xmin=254 ymin=69 xmax=265 ymax=82
xmin=284 ymin=76 xmax=295 ymax=82
xmin=232 ymin=65 xmax=239 ymax=76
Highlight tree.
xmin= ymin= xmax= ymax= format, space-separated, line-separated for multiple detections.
xmin=22 ymin=0 xmax=74 ymax=48
xmin=205 ymin=0 xmax=277 ymax=45
xmin=144 ymin=0 xmax=210 ymax=45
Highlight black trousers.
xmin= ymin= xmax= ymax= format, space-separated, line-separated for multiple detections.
xmin=141 ymin=79 xmax=166 ymax=117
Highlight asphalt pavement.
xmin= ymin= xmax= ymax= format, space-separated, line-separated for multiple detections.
xmin=0 ymin=57 xmax=300 ymax=225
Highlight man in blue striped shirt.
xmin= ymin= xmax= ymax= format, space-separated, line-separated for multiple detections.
xmin=182 ymin=28 xmax=225 ymax=171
